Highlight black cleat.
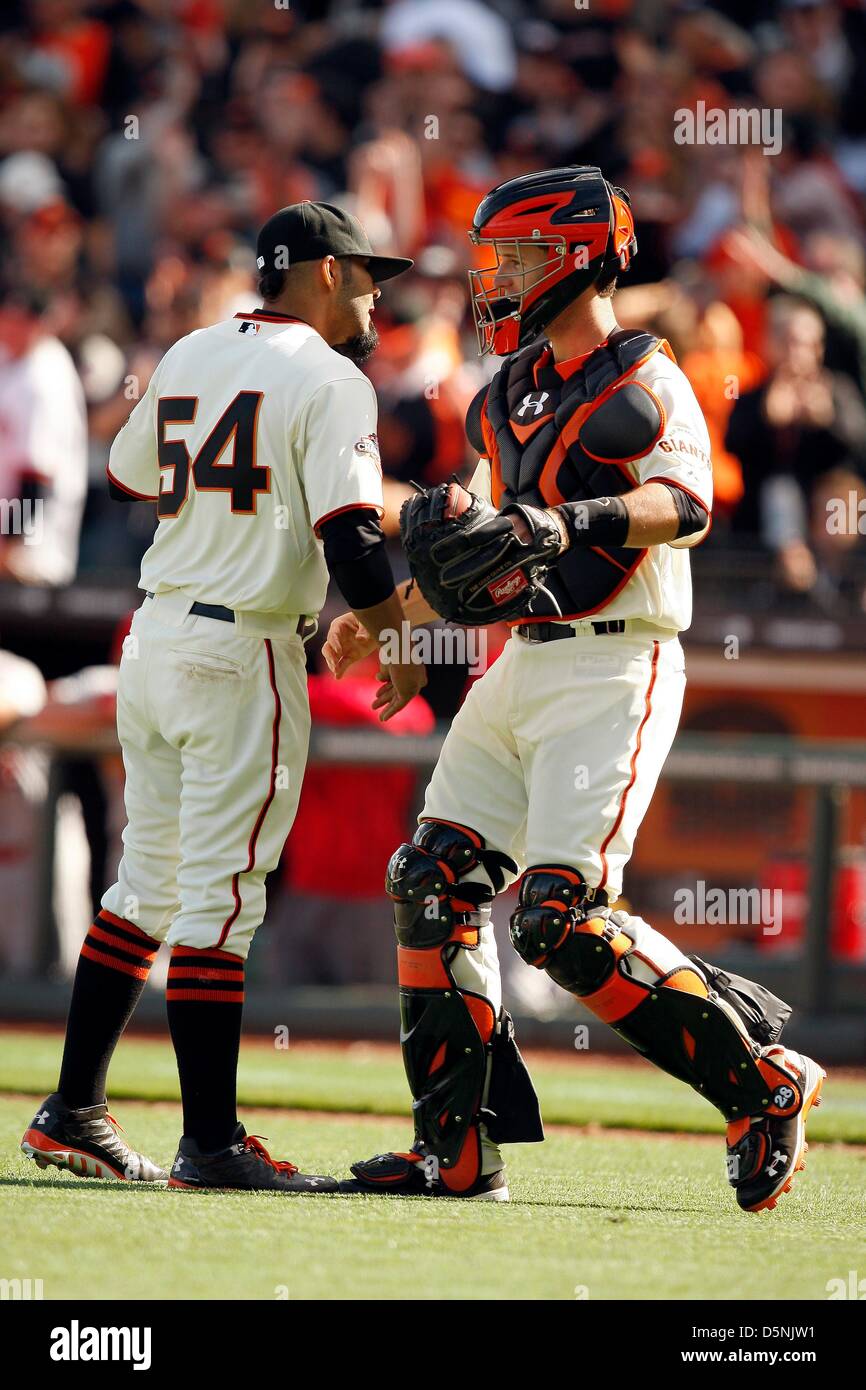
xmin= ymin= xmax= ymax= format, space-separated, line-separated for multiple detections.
xmin=340 ymin=1145 xmax=509 ymax=1200
xmin=726 ymin=1047 xmax=826 ymax=1213
xmin=168 ymin=1124 xmax=338 ymax=1193
xmin=20 ymin=1092 xmax=167 ymax=1183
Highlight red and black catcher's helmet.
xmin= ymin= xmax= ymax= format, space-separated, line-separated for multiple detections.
xmin=468 ymin=166 xmax=637 ymax=356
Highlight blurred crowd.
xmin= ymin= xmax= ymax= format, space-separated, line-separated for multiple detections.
xmin=0 ymin=0 xmax=866 ymax=603
xmin=3 ymin=0 xmax=866 ymax=983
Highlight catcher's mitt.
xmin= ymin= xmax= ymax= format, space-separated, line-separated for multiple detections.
xmin=399 ymin=481 xmax=563 ymax=625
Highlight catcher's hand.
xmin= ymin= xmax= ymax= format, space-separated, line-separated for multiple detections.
xmin=399 ymin=481 xmax=564 ymax=625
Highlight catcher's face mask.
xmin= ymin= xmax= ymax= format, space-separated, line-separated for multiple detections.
xmin=467 ymin=165 xmax=637 ymax=356
xmin=468 ymin=237 xmax=568 ymax=357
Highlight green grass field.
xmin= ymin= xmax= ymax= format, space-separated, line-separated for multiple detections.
xmin=2 ymin=1028 xmax=865 ymax=1300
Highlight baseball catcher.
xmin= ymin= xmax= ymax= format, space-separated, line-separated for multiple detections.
xmin=325 ymin=166 xmax=825 ymax=1211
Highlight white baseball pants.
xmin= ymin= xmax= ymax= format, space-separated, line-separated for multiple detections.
xmin=101 ymin=591 xmax=312 ymax=959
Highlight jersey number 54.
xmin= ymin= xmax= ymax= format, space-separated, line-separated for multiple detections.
xmin=157 ymin=392 xmax=268 ymax=518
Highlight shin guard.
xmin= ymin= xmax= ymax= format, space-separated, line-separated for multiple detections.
xmin=510 ymin=867 xmax=793 ymax=1122
xmin=390 ymin=820 xmax=540 ymax=1191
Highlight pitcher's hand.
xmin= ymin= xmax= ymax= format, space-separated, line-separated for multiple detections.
xmin=323 ymin=612 xmax=378 ymax=679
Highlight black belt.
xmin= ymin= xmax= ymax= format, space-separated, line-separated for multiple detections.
xmin=145 ymin=593 xmax=307 ymax=634
xmin=190 ymin=600 xmax=236 ymax=623
xmin=147 ymin=592 xmax=235 ymax=623
xmin=189 ymin=597 xmax=234 ymax=619
xmin=516 ymin=619 xmax=626 ymax=643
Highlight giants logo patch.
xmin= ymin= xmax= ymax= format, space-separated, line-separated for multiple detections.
xmin=354 ymin=433 xmax=381 ymax=465
xmin=489 ymin=568 xmax=528 ymax=604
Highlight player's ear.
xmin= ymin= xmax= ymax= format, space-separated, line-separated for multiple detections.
xmin=319 ymin=255 xmax=339 ymax=291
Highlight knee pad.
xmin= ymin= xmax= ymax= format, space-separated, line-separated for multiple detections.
xmin=509 ymin=866 xmax=608 ymax=993
xmin=387 ymin=820 xmax=514 ymax=950
xmin=511 ymin=867 xmax=700 ymax=1005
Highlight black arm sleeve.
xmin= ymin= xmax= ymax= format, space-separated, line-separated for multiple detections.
xmin=556 ymin=496 xmax=630 ymax=547
xmin=319 ymin=507 xmax=396 ymax=610
xmin=661 ymin=482 xmax=709 ymax=539
xmin=109 ymin=480 xmax=136 ymax=503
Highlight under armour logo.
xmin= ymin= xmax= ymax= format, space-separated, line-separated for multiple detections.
xmin=516 ymin=391 xmax=550 ymax=419
xmin=423 ymin=1154 xmax=440 ymax=1188
xmin=173 ymin=1156 xmax=184 ymax=1170
xmin=766 ymin=1149 xmax=788 ymax=1177
xmin=35 ymin=1111 xmax=49 ymax=1126
xmin=392 ymin=857 xmax=408 ymax=875
xmin=726 ymin=1153 xmax=740 ymax=1180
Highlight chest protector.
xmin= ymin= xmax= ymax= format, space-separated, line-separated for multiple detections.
xmin=479 ymin=329 xmax=674 ymax=620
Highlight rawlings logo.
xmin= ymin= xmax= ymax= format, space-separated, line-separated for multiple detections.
xmin=489 ymin=568 xmax=528 ymax=604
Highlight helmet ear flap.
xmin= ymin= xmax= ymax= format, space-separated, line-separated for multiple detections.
xmin=611 ymin=192 xmax=635 ymax=255
xmin=609 ymin=189 xmax=637 ymax=274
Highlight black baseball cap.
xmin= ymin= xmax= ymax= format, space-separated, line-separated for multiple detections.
xmin=256 ymin=201 xmax=413 ymax=284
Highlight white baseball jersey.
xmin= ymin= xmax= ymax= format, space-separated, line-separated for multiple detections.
xmin=469 ymin=350 xmax=713 ymax=633
xmin=108 ymin=311 xmax=385 ymax=617
xmin=0 ymin=335 xmax=87 ymax=585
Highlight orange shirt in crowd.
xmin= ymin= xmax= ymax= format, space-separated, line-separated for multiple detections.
xmin=680 ymin=347 xmax=765 ymax=513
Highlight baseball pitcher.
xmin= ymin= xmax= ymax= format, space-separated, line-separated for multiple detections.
xmin=21 ymin=202 xmax=424 ymax=1192
xmin=325 ymin=167 xmax=826 ymax=1210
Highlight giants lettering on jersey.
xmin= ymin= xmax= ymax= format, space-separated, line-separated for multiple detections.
xmin=657 ymin=430 xmax=712 ymax=488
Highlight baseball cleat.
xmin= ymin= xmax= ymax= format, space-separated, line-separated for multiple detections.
xmin=725 ymin=1047 xmax=826 ymax=1213
xmin=167 ymin=1124 xmax=338 ymax=1193
xmin=20 ymin=1092 xmax=168 ymax=1182
xmin=340 ymin=1145 xmax=509 ymax=1200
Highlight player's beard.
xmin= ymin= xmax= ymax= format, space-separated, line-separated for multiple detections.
xmin=332 ymin=324 xmax=379 ymax=364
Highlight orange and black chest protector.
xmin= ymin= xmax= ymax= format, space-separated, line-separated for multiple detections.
xmin=473 ymin=328 xmax=674 ymax=621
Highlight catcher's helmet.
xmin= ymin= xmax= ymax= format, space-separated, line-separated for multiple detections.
xmin=468 ymin=166 xmax=637 ymax=356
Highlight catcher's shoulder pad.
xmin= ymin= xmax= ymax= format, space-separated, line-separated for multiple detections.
xmin=580 ymin=380 xmax=664 ymax=461
xmin=465 ymin=385 xmax=489 ymax=453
